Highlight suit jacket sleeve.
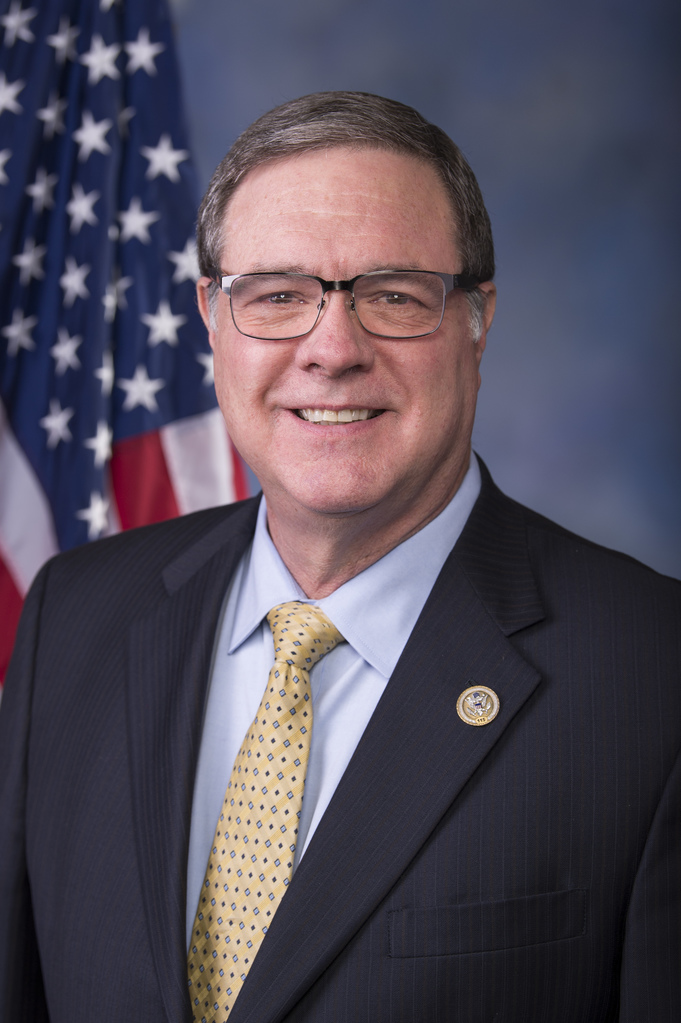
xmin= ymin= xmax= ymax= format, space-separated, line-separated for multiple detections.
xmin=619 ymin=744 xmax=681 ymax=1018
xmin=0 ymin=561 xmax=51 ymax=1022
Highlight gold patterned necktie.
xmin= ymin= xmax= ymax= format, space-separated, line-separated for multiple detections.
xmin=188 ymin=601 xmax=344 ymax=1023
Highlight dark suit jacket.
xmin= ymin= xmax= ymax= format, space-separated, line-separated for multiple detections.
xmin=1 ymin=464 xmax=679 ymax=1022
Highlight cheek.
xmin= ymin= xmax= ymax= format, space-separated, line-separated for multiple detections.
xmin=411 ymin=342 xmax=479 ymax=425
xmin=211 ymin=334 xmax=289 ymax=428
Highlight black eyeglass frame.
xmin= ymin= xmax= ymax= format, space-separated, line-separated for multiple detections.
xmin=209 ymin=269 xmax=482 ymax=340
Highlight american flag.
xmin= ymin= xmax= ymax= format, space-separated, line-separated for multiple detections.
xmin=0 ymin=0 xmax=248 ymax=683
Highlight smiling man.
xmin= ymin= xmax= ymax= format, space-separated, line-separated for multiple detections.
xmin=198 ymin=145 xmax=495 ymax=595
xmin=1 ymin=92 xmax=679 ymax=1023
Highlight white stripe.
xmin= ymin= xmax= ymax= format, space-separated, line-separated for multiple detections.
xmin=0 ymin=397 xmax=59 ymax=595
xmin=160 ymin=407 xmax=235 ymax=515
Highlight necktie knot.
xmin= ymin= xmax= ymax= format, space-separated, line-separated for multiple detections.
xmin=267 ymin=601 xmax=344 ymax=672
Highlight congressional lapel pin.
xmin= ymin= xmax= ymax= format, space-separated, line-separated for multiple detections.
xmin=456 ymin=685 xmax=500 ymax=726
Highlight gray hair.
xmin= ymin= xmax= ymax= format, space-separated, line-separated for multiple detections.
xmin=198 ymin=91 xmax=494 ymax=337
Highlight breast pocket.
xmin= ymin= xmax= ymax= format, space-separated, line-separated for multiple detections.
xmin=388 ymin=888 xmax=587 ymax=958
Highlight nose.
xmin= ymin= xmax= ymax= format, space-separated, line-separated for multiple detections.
xmin=294 ymin=289 xmax=375 ymax=377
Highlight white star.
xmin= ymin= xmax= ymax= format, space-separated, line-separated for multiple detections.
xmin=196 ymin=351 xmax=214 ymax=385
xmin=39 ymin=398 xmax=74 ymax=449
xmin=102 ymin=272 xmax=133 ymax=322
xmin=12 ymin=237 xmax=46 ymax=285
xmin=117 ymin=364 xmax=165 ymax=411
xmin=0 ymin=72 xmax=24 ymax=116
xmin=2 ymin=309 xmax=37 ymax=355
xmin=95 ymin=350 xmax=114 ymax=396
xmin=50 ymin=328 xmax=82 ymax=375
xmin=141 ymin=300 xmax=186 ymax=347
xmin=118 ymin=197 xmax=160 ymax=244
xmin=99 ymin=0 xmax=119 ymax=10
xmin=76 ymin=491 xmax=109 ymax=539
xmin=46 ymin=16 xmax=79 ymax=64
xmin=140 ymin=134 xmax=188 ymax=183
xmin=168 ymin=238 xmax=200 ymax=284
xmin=73 ymin=110 xmax=112 ymax=161
xmin=59 ymin=256 xmax=90 ymax=306
xmin=125 ymin=27 xmax=164 ymax=75
xmin=25 ymin=167 xmax=58 ymax=213
xmin=0 ymin=149 xmax=11 ymax=185
xmin=1 ymin=2 xmax=36 ymax=46
xmin=84 ymin=421 xmax=113 ymax=468
xmin=37 ymin=92 xmax=67 ymax=139
xmin=80 ymin=33 xmax=120 ymax=85
xmin=66 ymin=182 xmax=99 ymax=233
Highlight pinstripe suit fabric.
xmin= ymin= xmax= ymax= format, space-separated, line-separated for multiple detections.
xmin=0 ymin=463 xmax=679 ymax=1022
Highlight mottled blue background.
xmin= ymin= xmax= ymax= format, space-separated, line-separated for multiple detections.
xmin=169 ymin=0 xmax=680 ymax=578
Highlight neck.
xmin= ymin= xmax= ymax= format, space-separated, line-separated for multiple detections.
xmin=264 ymin=472 xmax=467 ymax=599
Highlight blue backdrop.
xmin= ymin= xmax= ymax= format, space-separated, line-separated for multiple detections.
xmin=170 ymin=0 xmax=680 ymax=578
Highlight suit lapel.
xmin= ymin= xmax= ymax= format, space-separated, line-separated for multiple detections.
xmin=125 ymin=500 xmax=259 ymax=1023
xmin=229 ymin=468 xmax=546 ymax=1023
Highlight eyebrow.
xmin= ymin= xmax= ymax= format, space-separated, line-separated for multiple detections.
xmin=238 ymin=263 xmax=429 ymax=276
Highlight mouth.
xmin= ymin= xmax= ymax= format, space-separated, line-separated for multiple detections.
xmin=295 ymin=408 xmax=384 ymax=425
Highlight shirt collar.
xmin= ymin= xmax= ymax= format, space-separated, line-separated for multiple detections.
xmin=229 ymin=455 xmax=482 ymax=676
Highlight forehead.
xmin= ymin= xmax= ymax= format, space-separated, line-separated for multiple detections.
xmin=220 ymin=147 xmax=461 ymax=276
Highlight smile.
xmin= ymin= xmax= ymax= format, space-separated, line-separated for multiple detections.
xmin=295 ymin=408 xmax=384 ymax=424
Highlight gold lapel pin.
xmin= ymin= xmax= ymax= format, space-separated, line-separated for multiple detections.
xmin=457 ymin=685 xmax=500 ymax=726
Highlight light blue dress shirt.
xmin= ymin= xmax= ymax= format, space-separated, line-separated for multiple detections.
xmin=185 ymin=455 xmax=482 ymax=945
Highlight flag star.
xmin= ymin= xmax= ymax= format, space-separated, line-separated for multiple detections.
xmin=168 ymin=238 xmax=200 ymax=283
xmin=50 ymin=328 xmax=82 ymax=375
xmin=12 ymin=237 xmax=46 ymax=285
xmin=26 ymin=167 xmax=58 ymax=213
xmin=76 ymin=491 xmax=109 ymax=539
xmin=84 ymin=421 xmax=113 ymax=468
xmin=80 ymin=33 xmax=121 ymax=85
xmin=117 ymin=364 xmax=165 ymax=411
xmin=118 ymin=197 xmax=160 ymax=244
xmin=46 ymin=15 xmax=79 ymax=64
xmin=141 ymin=300 xmax=187 ymax=347
xmin=0 ymin=149 xmax=11 ymax=185
xmin=140 ymin=134 xmax=189 ymax=183
xmin=66 ymin=182 xmax=99 ymax=233
xmin=125 ymin=27 xmax=164 ymax=75
xmin=2 ymin=309 xmax=37 ymax=355
xmin=196 ymin=351 xmax=214 ymax=385
xmin=37 ymin=92 xmax=67 ymax=139
xmin=95 ymin=350 xmax=114 ymax=396
xmin=73 ymin=110 xmax=112 ymax=161
xmin=102 ymin=271 xmax=133 ymax=322
xmin=1 ymin=2 xmax=36 ymax=46
xmin=40 ymin=398 xmax=74 ymax=448
xmin=0 ymin=72 xmax=24 ymax=116
xmin=100 ymin=0 xmax=119 ymax=10
xmin=59 ymin=256 xmax=90 ymax=306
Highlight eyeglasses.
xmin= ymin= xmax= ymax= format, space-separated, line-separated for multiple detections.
xmin=210 ymin=270 xmax=481 ymax=340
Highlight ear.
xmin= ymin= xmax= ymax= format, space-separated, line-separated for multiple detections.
xmin=479 ymin=280 xmax=496 ymax=336
xmin=474 ymin=281 xmax=496 ymax=354
xmin=196 ymin=277 xmax=214 ymax=333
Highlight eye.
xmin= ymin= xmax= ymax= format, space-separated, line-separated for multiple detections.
xmin=363 ymin=288 xmax=423 ymax=308
xmin=263 ymin=291 xmax=302 ymax=305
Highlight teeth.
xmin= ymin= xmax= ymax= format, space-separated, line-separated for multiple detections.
xmin=299 ymin=408 xmax=374 ymax=424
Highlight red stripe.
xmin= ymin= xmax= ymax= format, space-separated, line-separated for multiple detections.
xmin=110 ymin=431 xmax=180 ymax=530
xmin=230 ymin=443 xmax=250 ymax=501
xmin=0 ymin=555 xmax=24 ymax=685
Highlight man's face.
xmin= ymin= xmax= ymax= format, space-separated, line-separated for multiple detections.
xmin=198 ymin=147 xmax=495 ymax=540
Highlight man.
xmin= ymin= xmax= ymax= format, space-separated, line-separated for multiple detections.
xmin=0 ymin=92 xmax=679 ymax=1023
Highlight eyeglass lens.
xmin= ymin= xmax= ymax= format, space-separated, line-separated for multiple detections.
xmin=229 ymin=272 xmax=447 ymax=339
